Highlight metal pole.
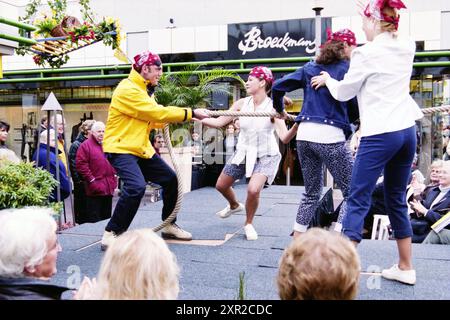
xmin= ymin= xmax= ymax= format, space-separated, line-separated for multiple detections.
xmin=0 ymin=17 xmax=37 ymax=31
xmin=313 ymin=1 xmax=324 ymax=58
xmin=59 ymin=110 xmax=75 ymax=225
xmin=53 ymin=112 xmax=61 ymax=204
xmin=0 ymin=33 xmax=37 ymax=45
xmin=46 ymin=111 xmax=51 ymax=172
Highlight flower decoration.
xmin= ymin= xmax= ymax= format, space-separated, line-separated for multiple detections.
xmin=16 ymin=0 xmax=124 ymax=68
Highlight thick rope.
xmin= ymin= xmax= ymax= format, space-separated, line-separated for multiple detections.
xmin=152 ymin=124 xmax=185 ymax=232
xmin=206 ymin=105 xmax=450 ymax=118
xmin=205 ymin=110 xmax=297 ymax=120
xmin=421 ymin=105 xmax=450 ymax=115
xmin=156 ymin=104 xmax=450 ymax=233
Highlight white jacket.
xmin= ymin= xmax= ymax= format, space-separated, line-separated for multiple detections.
xmin=326 ymin=32 xmax=423 ymax=137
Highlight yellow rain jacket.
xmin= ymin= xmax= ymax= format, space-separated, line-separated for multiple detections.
xmin=103 ymin=69 xmax=192 ymax=159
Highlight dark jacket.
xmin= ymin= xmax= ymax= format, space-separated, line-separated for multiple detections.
xmin=76 ymin=136 xmax=117 ymax=197
xmin=0 ymin=277 xmax=69 ymax=300
xmin=68 ymin=132 xmax=87 ymax=184
xmin=272 ymin=60 xmax=359 ymax=139
xmin=32 ymin=143 xmax=71 ymax=202
xmin=411 ymin=186 xmax=450 ymax=243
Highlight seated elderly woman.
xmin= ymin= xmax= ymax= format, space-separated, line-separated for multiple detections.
xmin=0 ymin=208 xmax=69 ymax=300
xmin=75 ymin=229 xmax=179 ymax=300
xmin=409 ymin=160 xmax=450 ymax=243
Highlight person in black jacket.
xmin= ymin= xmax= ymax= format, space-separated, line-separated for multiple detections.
xmin=0 ymin=208 xmax=70 ymax=300
xmin=68 ymin=120 xmax=96 ymax=224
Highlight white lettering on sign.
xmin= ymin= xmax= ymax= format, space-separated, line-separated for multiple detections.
xmin=238 ymin=26 xmax=316 ymax=55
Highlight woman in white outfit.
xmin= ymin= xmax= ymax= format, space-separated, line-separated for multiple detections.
xmin=199 ymin=67 xmax=298 ymax=240
xmin=311 ymin=0 xmax=423 ymax=285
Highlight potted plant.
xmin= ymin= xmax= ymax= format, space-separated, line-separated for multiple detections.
xmin=0 ymin=161 xmax=62 ymax=214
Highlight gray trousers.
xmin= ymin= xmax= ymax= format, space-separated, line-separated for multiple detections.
xmin=423 ymin=229 xmax=450 ymax=244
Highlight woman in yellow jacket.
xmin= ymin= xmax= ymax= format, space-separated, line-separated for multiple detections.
xmin=101 ymin=51 xmax=209 ymax=250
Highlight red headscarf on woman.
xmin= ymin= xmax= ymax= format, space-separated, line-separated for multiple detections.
xmin=249 ymin=66 xmax=274 ymax=85
xmin=364 ymin=0 xmax=407 ymax=30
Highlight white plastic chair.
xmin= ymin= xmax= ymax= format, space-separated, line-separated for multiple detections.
xmin=371 ymin=215 xmax=391 ymax=240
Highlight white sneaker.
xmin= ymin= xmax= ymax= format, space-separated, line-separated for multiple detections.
xmin=216 ymin=202 xmax=245 ymax=218
xmin=161 ymin=223 xmax=192 ymax=241
xmin=244 ymin=224 xmax=258 ymax=241
xmin=381 ymin=264 xmax=416 ymax=285
xmin=101 ymin=230 xmax=117 ymax=251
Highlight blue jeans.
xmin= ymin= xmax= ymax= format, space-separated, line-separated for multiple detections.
xmin=343 ymin=126 xmax=416 ymax=242
xmin=105 ymin=153 xmax=178 ymax=234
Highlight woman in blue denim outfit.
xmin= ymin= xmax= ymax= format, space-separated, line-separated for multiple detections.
xmin=272 ymin=28 xmax=359 ymax=237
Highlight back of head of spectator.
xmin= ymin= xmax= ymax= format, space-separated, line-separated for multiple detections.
xmin=80 ymin=119 xmax=96 ymax=138
xmin=0 ymin=207 xmax=60 ymax=279
xmin=95 ymin=229 xmax=179 ymax=300
xmin=277 ymin=228 xmax=360 ymax=300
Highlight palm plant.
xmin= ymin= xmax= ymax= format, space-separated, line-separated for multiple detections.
xmin=154 ymin=64 xmax=245 ymax=109
xmin=154 ymin=65 xmax=244 ymax=146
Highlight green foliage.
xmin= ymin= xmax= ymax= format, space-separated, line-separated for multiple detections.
xmin=0 ymin=162 xmax=59 ymax=210
xmin=17 ymin=0 xmax=122 ymax=68
xmin=79 ymin=0 xmax=96 ymax=23
xmin=34 ymin=16 xmax=58 ymax=37
xmin=154 ymin=65 xmax=244 ymax=109
xmin=20 ymin=0 xmax=42 ymax=24
xmin=47 ymin=0 xmax=67 ymax=22
xmin=236 ymin=271 xmax=246 ymax=300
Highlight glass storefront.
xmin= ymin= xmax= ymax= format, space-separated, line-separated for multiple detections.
xmin=0 ymin=85 xmax=114 ymax=160
xmin=412 ymin=74 xmax=450 ymax=176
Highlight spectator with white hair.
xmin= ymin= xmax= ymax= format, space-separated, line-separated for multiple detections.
xmin=76 ymin=121 xmax=117 ymax=223
xmin=0 ymin=208 xmax=69 ymax=300
xmin=75 ymin=229 xmax=179 ymax=300
xmin=409 ymin=160 xmax=450 ymax=243
xmin=32 ymin=129 xmax=71 ymax=202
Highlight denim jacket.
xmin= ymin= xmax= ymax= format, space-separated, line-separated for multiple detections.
xmin=272 ymin=60 xmax=359 ymax=139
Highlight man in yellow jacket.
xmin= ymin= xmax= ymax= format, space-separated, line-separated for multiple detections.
xmin=101 ymin=51 xmax=209 ymax=249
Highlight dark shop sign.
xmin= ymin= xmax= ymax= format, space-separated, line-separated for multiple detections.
xmin=228 ymin=17 xmax=331 ymax=59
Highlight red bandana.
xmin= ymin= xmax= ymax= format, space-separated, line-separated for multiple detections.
xmin=326 ymin=28 xmax=357 ymax=46
xmin=364 ymin=0 xmax=407 ymax=31
xmin=133 ymin=51 xmax=162 ymax=70
xmin=249 ymin=66 xmax=274 ymax=84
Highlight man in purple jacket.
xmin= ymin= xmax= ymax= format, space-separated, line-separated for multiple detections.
xmin=76 ymin=122 xmax=117 ymax=223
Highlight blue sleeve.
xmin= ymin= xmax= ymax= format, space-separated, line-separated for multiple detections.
xmin=425 ymin=209 xmax=449 ymax=225
xmin=271 ymin=68 xmax=305 ymax=113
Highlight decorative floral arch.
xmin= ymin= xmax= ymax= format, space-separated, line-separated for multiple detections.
xmin=17 ymin=0 xmax=124 ymax=68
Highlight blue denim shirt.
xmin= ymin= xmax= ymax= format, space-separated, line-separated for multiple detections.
xmin=272 ymin=60 xmax=359 ymax=139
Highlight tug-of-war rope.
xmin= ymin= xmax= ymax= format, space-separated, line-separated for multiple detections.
xmin=154 ymin=104 xmax=450 ymax=233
